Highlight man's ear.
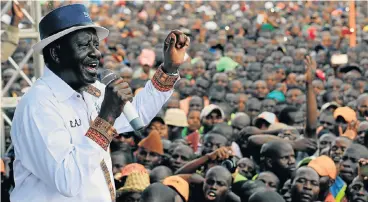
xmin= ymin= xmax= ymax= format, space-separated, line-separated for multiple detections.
xmin=265 ymin=157 xmax=273 ymax=169
xmin=49 ymin=44 xmax=61 ymax=64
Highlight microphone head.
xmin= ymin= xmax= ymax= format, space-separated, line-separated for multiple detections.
xmin=99 ymin=69 xmax=119 ymax=85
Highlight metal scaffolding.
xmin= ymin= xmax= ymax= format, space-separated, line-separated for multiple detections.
xmin=1 ymin=0 xmax=43 ymax=156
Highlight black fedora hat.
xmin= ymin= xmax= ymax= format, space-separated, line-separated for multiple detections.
xmin=33 ymin=4 xmax=109 ymax=54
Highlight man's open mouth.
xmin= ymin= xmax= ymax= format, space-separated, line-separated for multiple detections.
xmin=206 ymin=190 xmax=217 ymax=200
xmin=85 ymin=62 xmax=98 ymax=74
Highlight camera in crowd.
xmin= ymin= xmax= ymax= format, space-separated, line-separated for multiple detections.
xmin=220 ymin=156 xmax=239 ymax=174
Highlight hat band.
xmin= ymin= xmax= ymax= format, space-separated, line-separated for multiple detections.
xmin=41 ymin=22 xmax=94 ymax=40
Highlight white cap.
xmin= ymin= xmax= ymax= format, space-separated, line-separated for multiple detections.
xmin=253 ymin=112 xmax=277 ymax=125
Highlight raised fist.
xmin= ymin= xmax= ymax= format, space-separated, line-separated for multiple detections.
xmin=163 ymin=30 xmax=190 ymax=73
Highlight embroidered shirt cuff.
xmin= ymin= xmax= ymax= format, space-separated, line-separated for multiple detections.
xmin=85 ymin=117 xmax=117 ymax=151
xmin=151 ymin=64 xmax=179 ymax=92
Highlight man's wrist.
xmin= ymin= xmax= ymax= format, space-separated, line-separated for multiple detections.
xmin=162 ymin=63 xmax=180 ymax=75
xmin=99 ymin=111 xmax=117 ymax=125
xmin=85 ymin=117 xmax=118 ymax=151
xmin=151 ymin=64 xmax=179 ymax=92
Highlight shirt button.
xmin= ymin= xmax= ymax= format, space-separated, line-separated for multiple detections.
xmin=77 ymin=95 xmax=80 ymax=98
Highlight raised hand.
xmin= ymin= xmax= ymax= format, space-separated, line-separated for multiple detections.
xmin=304 ymin=55 xmax=317 ymax=84
xmin=207 ymin=146 xmax=233 ymax=161
xmin=11 ymin=2 xmax=24 ymax=26
xmin=163 ymin=30 xmax=190 ymax=73
xmin=340 ymin=120 xmax=360 ymax=139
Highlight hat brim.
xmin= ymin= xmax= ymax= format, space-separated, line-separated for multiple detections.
xmin=32 ymin=24 xmax=109 ymax=54
xmin=252 ymin=117 xmax=271 ymax=126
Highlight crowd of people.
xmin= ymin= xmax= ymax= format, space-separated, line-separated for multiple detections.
xmin=1 ymin=1 xmax=368 ymax=202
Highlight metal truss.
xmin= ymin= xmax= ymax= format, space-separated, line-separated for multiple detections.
xmin=1 ymin=0 xmax=43 ymax=156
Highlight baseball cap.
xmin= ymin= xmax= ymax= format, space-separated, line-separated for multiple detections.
xmin=333 ymin=107 xmax=357 ymax=123
xmin=253 ymin=112 xmax=278 ymax=125
xmin=163 ymin=176 xmax=189 ymax=202
xmin=320 ymin=102 xmax=340 ymax=113
xmin=200 ymin=104 xmax=225 ymax=120
xmin=308 ymin=155 xmax=337 ymax=180
xmin=149 ymin=116 xmax=165 ymax=125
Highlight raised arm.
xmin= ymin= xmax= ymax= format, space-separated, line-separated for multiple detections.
xmin=304 ymin=56 xmax=318 ymax=138
xmin=114 ymin=30 xmax=190 ymax=133
xmin=175 ymin=147 xmax=232 ymax=175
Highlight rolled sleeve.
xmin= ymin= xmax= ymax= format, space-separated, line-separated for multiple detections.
xmin=13 ymin=101 xmax=103 ymax=197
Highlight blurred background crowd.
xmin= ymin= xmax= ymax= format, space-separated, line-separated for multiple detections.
xmin=1 ymin=1 xmax=368 ymax=202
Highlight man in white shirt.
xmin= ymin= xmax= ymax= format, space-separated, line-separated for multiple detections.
xmin=10 ymin=4 xmax=189 ymax=202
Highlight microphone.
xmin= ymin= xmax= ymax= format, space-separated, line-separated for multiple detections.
xmin=99 ymin=69 xmax=145 ymax=133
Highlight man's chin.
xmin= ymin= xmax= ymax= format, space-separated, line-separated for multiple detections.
xmin=82 ymin=75 xmax=97 ymax=85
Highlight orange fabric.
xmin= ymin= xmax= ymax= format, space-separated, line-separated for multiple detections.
xmin=333 ymin=107 xmax=357 ymax=123
xmin=121 ymin=163 xmax=147 ymax=177
xmin=163 ymin=176 xmax=189 ymax=202
xmin=308 ymin=155 xmax=337 ymax=180
xmin=325 ymin=192 xmax=336 ymax=202
xmin=138 ymin=130 xmax=164 ymax=155
xmin=0 ymin=159 xmax=4 ymax=173
xmin=180 ymin=96 xmax=209 ymax=115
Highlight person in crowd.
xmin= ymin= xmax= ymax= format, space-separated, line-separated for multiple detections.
xmin=245 ymin=98 xmax=262 ymax=122
xmin=116 ymin=166 xmax=150 ymax=202
xmin=149 ymin=166 xmax=173 ymax=183
xmin=260 ymin=141 xmax=296 ymax=186
xmin=136 ymin=131 xmax=164 ymax=170
xmin=231 ymin=113 xmax=251 ymax=139
xmin=169 ymin=144 xmax=194 ymax=173
xmin=200 ymin=105 xmax=225 ymax=134
xmin=307 ymin=155 xmax=340 ymax=201
xmin=236 ymin=158 xmax=256 ymax=180
xmin=140 ymin=183 xmax=183 ymax=202
xmin=164 ymin=108 xmax=188 ymax=140
xmin=339 ymin=144 xmax=368 ymax=186
xmin=238 ymin=180 xmax=267 ymax=202
xmin=356 ymin=121 xmax=368 ymax=145
xmin=252 ymin=112 xmax=278 ymax=130
xmin=249 ymin=190 xmax=285 ymax=202
xmin=254 ymin=171 xmax=280 ymax=192
xmin=163 ymin=176 xmax=190 ymax=202
xmin=329 ymin=136 xmax=353 ymax=168
xmin=147 ymin=116 xmax=169 ymax=139
xmin=290 ymin=166 xmax=320 ymax=202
